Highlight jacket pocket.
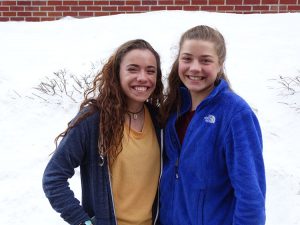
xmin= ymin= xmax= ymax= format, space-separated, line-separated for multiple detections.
xmin=197 ymin=190 xmax=205 ymax=225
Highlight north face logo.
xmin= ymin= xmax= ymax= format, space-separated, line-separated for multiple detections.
xmin=204 ymin=115 xmax=216 ymax=124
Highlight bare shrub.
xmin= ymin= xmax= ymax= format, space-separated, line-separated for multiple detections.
xmin=269 ymin=73 xmax=300 ymax=112
xmin=31 ymin=62 xmax=100 ymax=105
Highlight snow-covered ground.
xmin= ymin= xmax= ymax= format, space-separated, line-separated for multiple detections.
xmin=0 ymin=11 xmax=300 ymax=224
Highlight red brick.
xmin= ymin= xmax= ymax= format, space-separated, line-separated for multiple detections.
xmin=56 ymin=6 xmax=70 ymax=11
xmin=191 ymin=0 xmax=208 ymax=4
xmin=0 ymin=17 xmax=10 ymax=21
xmin=94 ymin=11 xmax=110 ymax=15
xmin=63 ymin=11 xmax=78 ymax=16
xmin=280 ymin=0 xmax=296 ymax=3
xmin=102 ymin=6 xmax=117 ymax=10
xmin=175 ymin=0 xmax=190 ymax=4
xmin=261 ymin=0 xmax=278 ymax=3
xmin=2 ymin=1 xmax=17 ymax=6
xmin=134 ymin=5 xmax=149 ymax=10
xmin=79 ymin=11 xmax=94 ymax=16
xmin=253 ymin=5 xmax=269 ymax=10
xmin=158 ymin=0 xmax=173 ymax=4
xmin=17 ymin=11 xmax=31 ymax=16
xmin=40 ymin=6 xmax=55 ymax=10
xmin=48 ymin=11 xmax=63 ymax=16
xmin=142 ymin=0 xmax=157 ymax=5
xmin=48 ymin=1 xmax=62 ymax=5
xmin=217 ymin=5 xmax=234 ymax=10
xmin=0 ymin=6 xmax=10 ymax=11
xmin=87 ymin=6 xmax=102 ymax=10
xmin=63 ymin=1 xmax=79 ymax=5
xmin=263 ymin=10 xmax=277 ymax=12
xmin=32 ymin=1 xmax=47 ymax=6
xmin=3 ymin=11 xmax=17 ymax=16
xmin=79 ymin=1 xmax=94 ymax=5
xmin=10 ymin=6 xmax=24 ymax=11
xmin=200 ymin=5 xmax=217 ymax=10
xmin=244 ymin=0 xmax=260 ymax=4
xmin=110 ymin=0 xmax=125 ymax=5
xmin=167 ymin=5 xmax=183 ymax=9
xmin=24 ymin=6 xmax=39 ymax=11
xmin=94 ymin=1 xmax=109 ymax=5
xmin=41 ymin=17 xmax=56 ymax=21
xmin=10 ymin=17 xmax=25 ymax=21
xmin=235 ymin=5 xmax=252 ymax=10
xmin=71 ymin=6 xmax=85 ymax=10
xmin=209 ymin=0 xmax=225 ymax=4
xmin=33 ymin=11 xmax=47 ymax=16
xmin=183 ymin=5 xmax=200 ymax=10
xmin=110 ymin=11 xmax=122 ymax=14
xmin=151 ymin=5 xmax=166 ymax=10
xmin=18 ymin=1 xmax=32 ymax=6
xmin=126 ymin=0 xmax=141 ymax=5
xmin=149 ymin=5 xmax=167 ymax=11
xmin=118 ymin=5 xmax=133 ymax=10
xmin=26 ymin=17 xmax=40 ymax=21
xmin=226 ymin=0 xmax=242 ymax=4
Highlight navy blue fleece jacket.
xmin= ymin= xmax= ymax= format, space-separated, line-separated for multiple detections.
xmin=42 ymin=104 xmax=161 ymax=225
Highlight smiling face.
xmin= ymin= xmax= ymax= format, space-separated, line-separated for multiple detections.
xmin=119 ymin=49 xmax=157 ymax=110
xmin=178 ymin=39 xmax=221 ymax=105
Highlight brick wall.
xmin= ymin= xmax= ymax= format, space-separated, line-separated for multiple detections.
xmin=0 ymin=0 xmax=299 ymax=22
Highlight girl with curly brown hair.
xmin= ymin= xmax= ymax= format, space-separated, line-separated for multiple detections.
xmin=42 ymin=39 xmax=164 ymax=225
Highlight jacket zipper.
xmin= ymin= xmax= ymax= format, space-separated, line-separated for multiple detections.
xmin=107 ymin=163 xmax=118 ymax=225
xmin=175 ymin=157 xmax=179 ymax=179
xmin=154 ymin=129 xmax=164 ymax=224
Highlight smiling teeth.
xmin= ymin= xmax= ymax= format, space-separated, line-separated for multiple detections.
xmin=134 ymin=87 xmax=147 ymax=91
xmin=188 ymin=76 xmax=202 ymax=80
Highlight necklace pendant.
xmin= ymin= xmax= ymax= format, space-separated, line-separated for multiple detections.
xmin=133 ymin=114 xmax=138 ymax=120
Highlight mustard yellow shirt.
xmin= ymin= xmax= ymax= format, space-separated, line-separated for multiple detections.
xmin=111 ymin=107 xmax=160 ymax=225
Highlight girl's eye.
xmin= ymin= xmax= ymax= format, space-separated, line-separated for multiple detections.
xmin=201 ymin=59 xmax=212 ymax=64
xmin=181 ymin=57 xmax=191 ymax=62
xmin=128 ymin=67 xmax=137 ymax=72
xmin=147 ymin=70 xmax=156 ymax=74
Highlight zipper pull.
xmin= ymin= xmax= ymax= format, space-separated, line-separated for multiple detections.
xmin=175 ymin=158 xmax=179 ymax=179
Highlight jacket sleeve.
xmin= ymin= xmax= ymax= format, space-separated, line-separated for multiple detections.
xmin=225 ymin=109 xmax=266 ymax=225
xmin=42 ymin=119 xmax=91 ymax=225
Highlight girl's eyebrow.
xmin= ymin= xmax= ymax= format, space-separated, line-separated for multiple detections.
xmin=181 ymin=53 xmax=213 ymax=58
xmin=146 ymin=65 xmax=156 ymax=69
xmin=126 ymin=64 xmax=139 ymax=67
xmin=126 ymin=64 xmax=156 ymax=69
xmin=181 ymin=53 xmax=192 ymax=56
xmin=201 ymin=55 xmax=214 ymax=58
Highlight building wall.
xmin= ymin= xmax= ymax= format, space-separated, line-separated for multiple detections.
xmin=0 ymin=0 xmax=300 ymax=22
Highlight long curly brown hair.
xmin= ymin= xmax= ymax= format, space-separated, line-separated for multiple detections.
xmin=161 ymin=25 xmax=231 ymax=125
xmin=55 ymin=39 xmax=164 ymax=162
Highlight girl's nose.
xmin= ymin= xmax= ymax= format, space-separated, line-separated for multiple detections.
xmin=137 ymin=71 xmax=147 ymax=82
xmin=190 ymin=60 xmax=201 ymax=72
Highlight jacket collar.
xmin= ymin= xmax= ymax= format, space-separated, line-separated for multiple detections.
xmin=179 ymin=79 xmax=229 ymax=114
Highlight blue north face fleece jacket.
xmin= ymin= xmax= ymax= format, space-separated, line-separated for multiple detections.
xmin=159 ymin=80 xmax=266 ymax=225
